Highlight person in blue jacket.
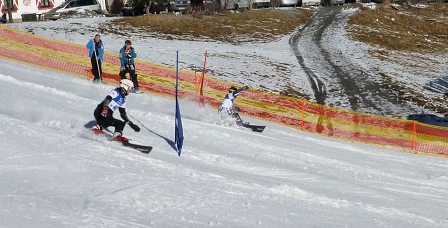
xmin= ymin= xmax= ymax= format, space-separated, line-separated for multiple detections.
xmin=119 ymin=40 xmax=140 ymax=93
xmin=86 ymin=34 xmax=104 ymax=82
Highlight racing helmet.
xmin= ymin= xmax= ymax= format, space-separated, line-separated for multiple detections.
xmin=229 ymin=86 xmax=238 ymax=93
xmin=119 ymin=79 xmax=134 ymax=95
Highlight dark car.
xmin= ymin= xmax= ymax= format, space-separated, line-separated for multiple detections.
xmin=166 ymin=0 xmax=190 ymax=12
xmin=122 ymin=0 xmax=167 ymax=16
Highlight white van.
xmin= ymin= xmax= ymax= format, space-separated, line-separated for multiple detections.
xmin=44 ymin=0 xmax=101 ymax=20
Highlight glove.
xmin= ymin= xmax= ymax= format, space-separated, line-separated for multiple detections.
xmin=242 ymin=85 xmax=249 ymax=90
xmin=128 ymin=121 xmax=140 ymax=132
xmin=101 ymin=107 xmax=108 ymax=117
xmin=233 ymin=107 xmax=240 ymax=112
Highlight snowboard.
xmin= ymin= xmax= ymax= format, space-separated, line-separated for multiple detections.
xmin=91 ymin=129 xmax=153 ymax=154
xmin=242 ymin=123 xmax=266 ymax=133
xmin=233 ymin=109 xmax=266 ymax=133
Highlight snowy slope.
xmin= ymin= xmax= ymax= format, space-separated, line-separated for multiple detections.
xmin=1 ymin=59 xmax=448 ymax=227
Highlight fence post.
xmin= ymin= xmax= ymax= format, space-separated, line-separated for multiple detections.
xmin=412 ymin=120 xmax=417 ymax=153
xmin=301 ymin=100 xmax=304 ymax=131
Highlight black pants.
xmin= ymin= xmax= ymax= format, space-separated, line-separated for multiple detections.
xmin=119 ymin=66 xmax=139 ymax=90
xmin=91 ymin=57 xmax=102 ymax=80
xmin=94 ymin=105 xmax=126 ymax=133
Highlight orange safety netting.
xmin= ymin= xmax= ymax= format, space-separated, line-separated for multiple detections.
xmin=1 ymin=26 xmax=447 ymax=156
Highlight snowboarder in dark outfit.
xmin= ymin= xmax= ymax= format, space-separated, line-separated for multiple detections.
xmin=92 ymin=79 xmax=141 ymax=141
xmin=86 ymin=34 xmax=104 ymax=82
xmin=119 ymin=40 xmax=140 ymax=93
xmin=218 ymin=85 xmax=249 ymax=126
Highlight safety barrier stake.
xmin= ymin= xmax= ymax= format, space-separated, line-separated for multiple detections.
xmin=301 ymin=100 xmax=305 ymax=131
xmin=412 ymin=120 xmax=417 ymax=153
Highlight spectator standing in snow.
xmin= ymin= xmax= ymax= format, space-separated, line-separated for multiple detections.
xmin=86 ymin=34 xmax=104 ymax=82
xmin=119 ymin=40 xmax=140 ymax=93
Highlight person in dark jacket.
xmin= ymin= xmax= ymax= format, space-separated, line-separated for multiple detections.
xmin=0 ymin=13 xmax=7 ymax=24
xmin=86 ymin=34 xmax=104 ymax=82
xmin=119 ymin=40 xmax=140 ymax=93
xmin=92 ymin=79 xmax=141 ymax=141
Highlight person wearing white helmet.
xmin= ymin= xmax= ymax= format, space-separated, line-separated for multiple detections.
xmin=92 ymin=79 xmax=141 ymax=141
xmin=218 ymin=85 xmax=249 ymax=126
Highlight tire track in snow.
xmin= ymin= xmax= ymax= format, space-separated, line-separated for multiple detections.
xmin=289 ymin=10 xmax=327 ymax=105
xmin=290 ymin=6 xmax=417 ymax=117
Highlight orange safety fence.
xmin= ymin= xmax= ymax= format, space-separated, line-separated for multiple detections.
xmin=1 ymin=26 xmax=448 ymax=156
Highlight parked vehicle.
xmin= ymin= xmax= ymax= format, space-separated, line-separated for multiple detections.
xmin=44 ymin=0 xmax=101 ymax=20
xmin=252 ymin=0 xmax=271 ymax=8
xmin=190 ymin=0 xmax=205 ymax=10
xmin=321 ymin=0 xmax=343 ymax=5
xmin=167 ymin=0 xmax=190 ymax=12
xmin=122 ymin=0 xmax=147 ymax=16
xmin=122 ymin=0 xmax=167 ymax=16
xmin=202 ymin=0 xmax=221 ymax=10
xmin=223 ymin=0 xmax=249 ymax=10
xmin=301 ymin=0 xmax=320 ymax=6
xmin=278 ymin=0 xmax=300 ymax=6
xmin=332 ymin=0 xmax=344 ymax=4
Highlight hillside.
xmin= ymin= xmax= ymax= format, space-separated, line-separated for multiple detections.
xmin=13 ymin=3 xmax=447 ymax=118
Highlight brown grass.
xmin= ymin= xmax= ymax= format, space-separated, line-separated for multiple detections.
xmin=103 ymin=8 xmax=315 ymax=44
xmin=348 ymin=3 xmax=448 ymax=114
xmin=347 ymin=3 xmax=448 ymax=53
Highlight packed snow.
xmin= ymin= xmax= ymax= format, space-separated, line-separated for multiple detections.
xmin=1 ymin=51 xmax=448 ymax=228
